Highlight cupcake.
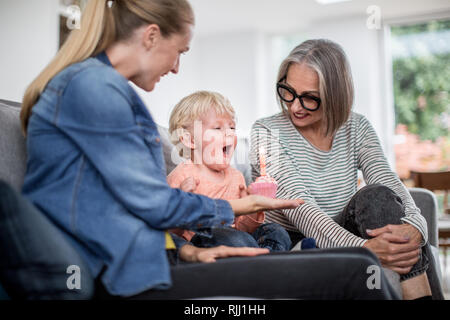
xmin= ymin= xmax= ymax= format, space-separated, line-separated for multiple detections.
xmin=249 ymin=175 xmax=278 ymax=198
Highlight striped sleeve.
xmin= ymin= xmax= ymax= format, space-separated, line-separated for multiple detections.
xmin=356 ymin=116 xmax=428 ymax=245
xmin=250 ymin=121 xmax=367 ymax=248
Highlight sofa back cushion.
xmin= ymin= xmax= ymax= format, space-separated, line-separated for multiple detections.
xmin=156 ymin=124 xmax=182 ymax=175
xmin=0 ymin=100 xmax=27 ymax=192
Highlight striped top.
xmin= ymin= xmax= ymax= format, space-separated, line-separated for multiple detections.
xmin=250 ymin=112 xmax=427 ymax=248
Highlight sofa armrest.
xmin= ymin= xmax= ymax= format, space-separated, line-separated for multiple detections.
xmin=408 ymin=187 xmax=438 ymax=247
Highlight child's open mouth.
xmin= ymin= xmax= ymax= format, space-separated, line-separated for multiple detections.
xmin=223 ymin=145 xmax=233 ymax=156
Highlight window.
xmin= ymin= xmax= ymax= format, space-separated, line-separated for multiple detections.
xmin=391 ymin=19 xmax=450 ymax=180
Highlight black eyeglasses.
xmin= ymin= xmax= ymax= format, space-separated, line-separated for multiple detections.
xmin=277 ymin=76 xmax=321 ymax=112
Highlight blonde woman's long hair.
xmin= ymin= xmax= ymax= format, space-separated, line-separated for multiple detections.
xmin=21 ymin=0 xmax=194 ymax=135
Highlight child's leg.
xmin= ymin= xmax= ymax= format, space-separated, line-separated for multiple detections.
xmin=191 ymin=227 xmax=259 ymax=248
xmin=286 ymin=230 xmax=317 ymax=250
xmin=252 ymin=223 xmax=292 ymax=251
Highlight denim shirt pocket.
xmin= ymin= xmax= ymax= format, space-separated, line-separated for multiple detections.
xmin=141 ymin=130 xmax=166 ymax=175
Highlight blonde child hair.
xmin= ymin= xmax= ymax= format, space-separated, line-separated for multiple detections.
xmin=169 ymin=91 xmax=236 ymax=158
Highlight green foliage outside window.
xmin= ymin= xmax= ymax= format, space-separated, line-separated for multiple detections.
xmin=392 ymin=20 xmax=450 ymax=142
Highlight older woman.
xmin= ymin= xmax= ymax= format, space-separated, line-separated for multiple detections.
xmin=250 ymin=39 xmax=443 ymax=300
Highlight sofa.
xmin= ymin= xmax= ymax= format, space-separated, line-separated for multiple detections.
xmin=0 ymin=99 xmax=443 ymax=299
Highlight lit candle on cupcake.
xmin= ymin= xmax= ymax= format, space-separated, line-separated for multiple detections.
xmin=249 ymin=146 xmax=278 ymax=198
xmin=259 ymin=146 xmax=267 ymax=176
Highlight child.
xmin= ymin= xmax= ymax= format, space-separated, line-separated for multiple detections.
xmin=167 ymin=91 xmax=292 ymax=251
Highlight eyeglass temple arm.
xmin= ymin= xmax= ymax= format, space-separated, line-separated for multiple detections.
xmin=278 ymin=75 xmax=287 ymax=83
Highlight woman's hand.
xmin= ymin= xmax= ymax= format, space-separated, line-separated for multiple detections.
xmin=180 ymin=177 xmax=200 ymax=193
xmin=228 ymin=195 xmax=304 ymax=216
xmin=179 ymin=244 xmax=269 ymax=263
xmin=367 ymin=224 xmax=423 ymax=247
xmin=363 ymin=224 xmax=422 ymax=274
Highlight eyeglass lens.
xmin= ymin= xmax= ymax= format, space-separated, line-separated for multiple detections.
xmin=277 ymin=86 xmax=320 ymax=111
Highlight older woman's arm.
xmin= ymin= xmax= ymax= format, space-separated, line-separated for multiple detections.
xmin=250 ymin=121 xmax=366 ymax=248
xmin=356 ymin=115 xmax=428 ymax=245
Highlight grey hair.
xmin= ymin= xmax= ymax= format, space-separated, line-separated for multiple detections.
xmin=277 ymin=39 xmax=354 ymax=136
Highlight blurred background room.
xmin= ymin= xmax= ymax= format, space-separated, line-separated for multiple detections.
xmin=0 ymin=0 xmax=449 ymax=297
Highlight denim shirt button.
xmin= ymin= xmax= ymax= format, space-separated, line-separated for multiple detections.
xmin=197 ymin=223 xmax=203 ymax=228
xmin=221 ymin=221 xmax=226 ymax=225
xmin=155 ymin=137 xmax=160 ymax=143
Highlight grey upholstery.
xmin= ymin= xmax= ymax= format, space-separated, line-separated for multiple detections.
xmin=156 ymin=123 xmax=182 ymax=175
xmin=0 ymin=100 xmax=27 ymax=192
xmin=409 ymin=187 xmax=439 ymax=248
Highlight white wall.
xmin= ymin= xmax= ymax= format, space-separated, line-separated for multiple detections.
xmin=134 ymin=30 xmax=270 ymax=139
xmin=0 ymin=0 xmax=59 ymax=102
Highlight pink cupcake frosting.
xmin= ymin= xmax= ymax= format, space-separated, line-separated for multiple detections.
xmin=255 ymin=175 xmax=277 ymax=184
xmin=249 ymin=175 xmax=278 ymax=198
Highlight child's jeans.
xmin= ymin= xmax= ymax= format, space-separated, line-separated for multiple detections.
xmin=191 ymin=223 xmax=292 ymax=252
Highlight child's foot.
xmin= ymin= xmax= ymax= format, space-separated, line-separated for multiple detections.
xmin=291 ymin=237 xmax=316 ymax=251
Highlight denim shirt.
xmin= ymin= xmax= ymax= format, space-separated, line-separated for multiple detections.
xmin=22 ymin=52 xmax=234 ymax=297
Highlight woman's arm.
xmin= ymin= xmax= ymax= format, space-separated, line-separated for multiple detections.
xmin=356 ymin=115 xmax=428 ymax=245
xmin=250 ymin=121 xmax=366 ymax=248
xmin=229 ymin=195 xmax=303 ymax=216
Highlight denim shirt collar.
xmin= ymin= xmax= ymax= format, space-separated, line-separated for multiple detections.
xmin=95 ymin=51 xmax=112 ymax=67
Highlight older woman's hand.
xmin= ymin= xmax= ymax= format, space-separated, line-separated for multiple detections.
xmin=228 ymin=195 xmax=304 ymax=216
xmin=363 ymin=224 xmax=422 ymax=274
xmin=179 ymin=244 xmax=269 ymax=263
xmin=367 ymin=224 xmax=423 ymax=246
